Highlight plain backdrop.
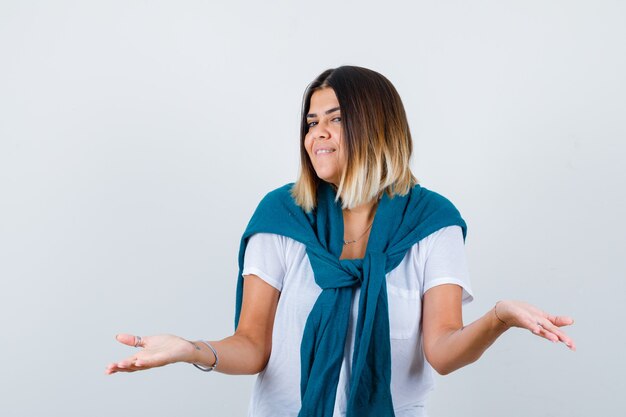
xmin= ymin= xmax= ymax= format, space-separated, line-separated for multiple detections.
xmin=1 ymin=1 xmax=624 ymax=416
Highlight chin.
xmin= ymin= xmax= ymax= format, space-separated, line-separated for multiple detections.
xmin=317 ymin=177 xmax=340 ymax=188
xmin=312 ymin=164 xmax=341 ymax=186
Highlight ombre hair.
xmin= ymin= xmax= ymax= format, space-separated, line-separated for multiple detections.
xmin=292 ymin=66 xmax=417 ymax=211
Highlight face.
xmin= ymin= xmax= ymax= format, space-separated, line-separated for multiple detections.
xmin=304 ymin=88 xmax=346 ymax=186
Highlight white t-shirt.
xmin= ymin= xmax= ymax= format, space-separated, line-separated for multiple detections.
xmin=242 ymin=225 xmax=473 ymax=417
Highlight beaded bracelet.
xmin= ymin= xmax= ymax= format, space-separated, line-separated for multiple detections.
xmin=190 ymin=340 xmax=219 ymax=372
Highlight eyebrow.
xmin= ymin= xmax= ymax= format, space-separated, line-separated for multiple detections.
xmin=306 ymin=106 xmax=341 ymax=119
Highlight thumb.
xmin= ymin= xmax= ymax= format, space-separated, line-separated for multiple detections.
xmin=116 ymin=333 xmax=142 ymax=347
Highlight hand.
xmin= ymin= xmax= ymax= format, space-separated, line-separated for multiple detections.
xmin=105 ymin=333 xmax=197 ymax=375
xmin=494 ymin=300 xmax=576 ymax=351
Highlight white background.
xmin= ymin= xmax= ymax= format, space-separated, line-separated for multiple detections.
xmin=1 ymin=1 xmax=624 ymax=416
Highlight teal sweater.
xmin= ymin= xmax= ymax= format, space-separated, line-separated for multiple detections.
xmin=236 ymin=182 xmax=466 ymax=417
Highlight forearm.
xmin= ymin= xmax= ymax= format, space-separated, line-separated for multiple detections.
xmin=427 ymin=305 xmax=508 ymax=375
xmin=189 ymin=333 xmax=270 ymax=375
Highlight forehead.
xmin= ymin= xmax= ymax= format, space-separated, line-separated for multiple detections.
xmin=308 ymin=88 xmax=339 ymax=114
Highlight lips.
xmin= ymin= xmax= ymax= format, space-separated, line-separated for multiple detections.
xmin=314 ymin=147 xmax=336 ymax=155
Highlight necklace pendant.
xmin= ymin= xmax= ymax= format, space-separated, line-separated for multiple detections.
xmin=342 ymin=221 xmax=374 ymax=246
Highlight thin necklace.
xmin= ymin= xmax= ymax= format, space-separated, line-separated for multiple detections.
xmin=343 ymin=221 xmax=374 ymax=245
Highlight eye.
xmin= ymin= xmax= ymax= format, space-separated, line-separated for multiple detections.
xmin=307 ymin=120 xmax=318 ymax=128
xmin=332 ymin=116 xmax=342 ymax=123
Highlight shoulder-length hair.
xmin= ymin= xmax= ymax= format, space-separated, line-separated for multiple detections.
xmin=292 ymin=65 xmax=417 ymax=212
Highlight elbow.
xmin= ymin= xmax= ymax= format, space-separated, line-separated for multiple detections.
xmin=257 ymin=338 xmax=273 ymax=373
xmin=243 ymin=349 xmax=268 ymax=374
xmin=424 ymin=350 xmax=450 ymax=375
xmin=252 ymin=348 xmax=271 ymax=374
xmin=249 ymin=362 xmax=267 ymax=375
xmin=434 ymin=367 xmax=452 ymax=376
xmin=238 ymin=332 xmax=272 ymax=374
xmin=425 ymin=350 xmax=480 ymax=376
xmin=428 ymin=359 xmax=455 ymax=376
xmin=424 ymin=343 xmax=451 ymax=375
xmin=423 ymin=344 xmax=465 ymax=376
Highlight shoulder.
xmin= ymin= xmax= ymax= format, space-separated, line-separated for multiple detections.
xmin=406 ymin=224 xmax=465 ymax=258
xmin=419 ymin=225 xmax=465 ymax=250
xmin=263 ymin=182 xmax=295 ymax=200
xmin=403 ymin=184 xmax=467 ymax=240
xmin=248 ymin=232 xmax=307 ymax=262
xmin=403 ymin=184 xmax=463 ymax=222
xmin=243 ymin=183 xmax=312 ymax=242
xmin=256 ymin=183 xmax=298 ymax=212
xmin=250 ymin=183 xmax=297 ymax=218
xmin=409 ymin=184 xmax=457 ymax=209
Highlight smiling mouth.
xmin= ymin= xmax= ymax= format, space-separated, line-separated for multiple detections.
xmin=315 ymin=149 xmax=336 ymax=155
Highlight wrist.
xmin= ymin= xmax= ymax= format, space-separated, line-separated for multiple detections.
xmin=189 ymin=340 xmax=219 ymax=371
xmin=493 ymin=301 xmax=510 ymax=330
xmin=186 ymin=340 xmax=203 ymax=364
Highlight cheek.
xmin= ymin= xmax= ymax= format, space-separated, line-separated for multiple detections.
xmin=304 ymin=135 xmax=314 ymax=155
xmin=336 ymin=135 xmax=345 ymax=157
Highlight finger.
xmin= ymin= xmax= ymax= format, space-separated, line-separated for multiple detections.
xmin=106 ymin=363 xmax=135 ymax=374
xmin=134 ymin=335 xmax=144 ymax=348
xmin=107 ymin=355 xmax=159 ymax=373
xmin=537 ymin=319 xmax=562 ymax=342
xmin=113 ymin=350 xmax=163 ymax=370
xmin=106 ymin=347 xmax=151 ymax=374
xmin=116 ymin=334 xmax=138 ymax=347
xmin=538 ymin=317 xmax=569 ymax=342
xmin=548 ymin=315 xmax=575 ymax=327
xmin=107 ymin=365 xmax=132 ymax=374
xmin=109 ymin=352 xmax=141 ymax=369
xmin=133 ymin=352 xmax=168 ymax=369
xmin=530 ymin=320 xmax=544 ymax=335
xmin=536 ymin=319 xmax=577 ymax=351
xmin=115 ymin=334 xmax=145 ymax=348
xmin=105 ymin=364 xmax=118 ymax=375
xmin=112 ymin=358 xmax=144 ymax=372
xmin=105 ymin=363 xmax=129 ymax=375
xmin=517 ymin=315 xmax=543 ymax=335
xmin=526 ymin=318 xmax=552 ymax=339
xmin=531 ymin=323 xmax=557 ymax=342
xmin=551 ymin=328 xmax=576 ymax=351
xmin=111 ymin=366 xmax=138 ymax=373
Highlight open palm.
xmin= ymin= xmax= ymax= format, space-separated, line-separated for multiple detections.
xmin=105 ymin=333 xmax=196 ymax=374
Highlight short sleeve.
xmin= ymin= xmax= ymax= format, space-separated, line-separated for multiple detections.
xmin=242 ymin=233 xmax=287 ymax=291
xmin=421 ymin=226 xmax=474 ymax=304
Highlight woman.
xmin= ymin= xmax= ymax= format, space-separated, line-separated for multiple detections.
xmin=106 ymin=66 xmax=575 ymax=417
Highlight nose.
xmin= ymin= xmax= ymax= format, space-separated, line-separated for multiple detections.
xmin=311 ymin=121 xmax=329 ymax=140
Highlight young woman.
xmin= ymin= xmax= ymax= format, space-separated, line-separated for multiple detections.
xmin=106 ymin=66 xmax=575 ymax=417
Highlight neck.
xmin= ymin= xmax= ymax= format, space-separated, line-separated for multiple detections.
xmin=340 ymin=199 xmax=378 ymax=255
xmin=342 ymin=200 xmax=378 ymax=222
